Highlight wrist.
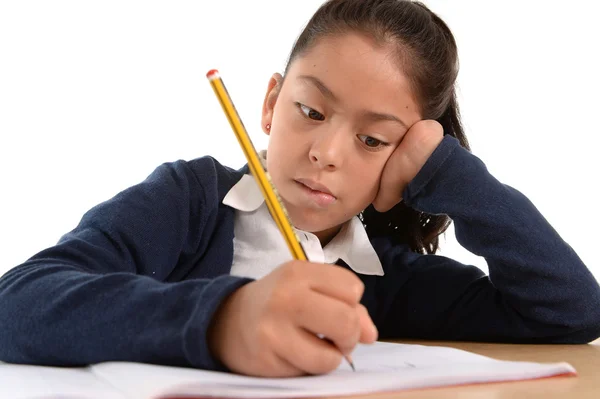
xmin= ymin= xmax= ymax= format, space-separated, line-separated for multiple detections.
xmin=206 ymin=286 xmax=242 ymax=366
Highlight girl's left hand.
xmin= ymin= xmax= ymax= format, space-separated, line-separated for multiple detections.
xmin=372 ymin=119 xmax=444 ymax=212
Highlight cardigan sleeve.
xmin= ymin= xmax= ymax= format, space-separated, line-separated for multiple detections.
xmin=377 ymin=135 xmax=600 ymax=343
xmin=0 ymin=159 xmax=252 ymax=369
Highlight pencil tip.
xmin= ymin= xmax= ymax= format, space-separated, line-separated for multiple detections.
xmin=343 ymin=353 xmax=355 ymax=371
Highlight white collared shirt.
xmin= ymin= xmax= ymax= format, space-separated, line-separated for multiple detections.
xmin=223 ymin=152 xmax=384 ymax=280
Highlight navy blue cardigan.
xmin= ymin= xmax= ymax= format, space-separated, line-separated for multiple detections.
xmin=1 ymin=135 xmax=599 ymax=370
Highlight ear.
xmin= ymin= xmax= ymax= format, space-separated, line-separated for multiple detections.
xmin=261 ymin=73 xmax=283 ymax=135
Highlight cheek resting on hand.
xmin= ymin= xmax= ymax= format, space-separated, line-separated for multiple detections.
xmin=371 ymin=119 xmax=444 ymax=212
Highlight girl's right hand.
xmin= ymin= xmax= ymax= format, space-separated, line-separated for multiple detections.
xmin=207 ymin=260 xmax=378 ymax=377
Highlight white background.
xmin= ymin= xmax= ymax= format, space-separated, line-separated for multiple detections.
xmin=0 ymin=1 xmax=598 ymax=280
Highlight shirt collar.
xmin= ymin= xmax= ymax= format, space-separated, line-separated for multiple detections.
xmin=223 ymin=151 xmax=384 ymax=276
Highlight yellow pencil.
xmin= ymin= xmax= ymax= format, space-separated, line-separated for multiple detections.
xmin=206 ymin=69 xmax=355 ymax=372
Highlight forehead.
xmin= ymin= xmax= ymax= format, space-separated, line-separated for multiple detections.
xmin=285 ymin=32 xmax=421 ymax=119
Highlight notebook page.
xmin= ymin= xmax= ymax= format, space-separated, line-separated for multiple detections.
xmin=90 ymin=341 xmax=576 ymax=399
xmin=0 ymin=363 xmax=126 ymax=399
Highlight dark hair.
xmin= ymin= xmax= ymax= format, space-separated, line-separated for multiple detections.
xmin=283 ymin=0 xmax=470 ymax=254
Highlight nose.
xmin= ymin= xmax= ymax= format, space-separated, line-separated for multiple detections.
xmin=308 ymin=127 xmax=346 ymax=170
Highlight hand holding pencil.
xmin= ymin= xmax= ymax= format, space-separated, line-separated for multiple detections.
xmin=206 ymin=259 xmax=376 ymax=377
xmin=205 ymin=70 xmax=378 ymax=377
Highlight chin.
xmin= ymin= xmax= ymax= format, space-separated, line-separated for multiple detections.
xmin=290 ymin=211 xmax=346 ymax=236
xmin=288 ymin=211 xmax=329 ymax=232
xmin=291 ymin=218 xmax=327 ymax=233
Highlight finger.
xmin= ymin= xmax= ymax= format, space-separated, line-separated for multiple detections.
xmin=231 ymin=338 xmax=302 ymax=377
xmin=372 ymin=192 xmax=404 ymax=213
xmin=371 ymin=150 xmax=410 ymax=212
xmin=357 ymin=304 xmax=378 ymax=343
xmin=271 ymin=353 xmax=306 ymax=378
xmin=372 ymin=143 xmax=413 ymax=213
xmin=372 ymin=120 xmax=443 ymax=212
xmin=250 ymin=352 xmax=302 ymax=378
xmin=300 ymin=262 xmax=365 ymax=305
xmin=395 ymin=121 xmax=444 ymax=175
xmin=292 ymin=290 xmax=361 ymax=354
xmin=276 ymin=326 xmax=343 ymax=375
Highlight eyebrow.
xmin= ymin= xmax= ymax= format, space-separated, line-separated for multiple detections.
xmin=297 ymin=74 xmax=409 ymax=130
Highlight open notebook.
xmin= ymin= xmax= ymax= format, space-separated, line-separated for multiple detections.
xmin=1 ymin=341 xmax=575 ymax=399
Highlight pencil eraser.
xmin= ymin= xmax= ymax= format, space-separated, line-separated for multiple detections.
xmin=206 ymin=69 xmax=220 ymax=80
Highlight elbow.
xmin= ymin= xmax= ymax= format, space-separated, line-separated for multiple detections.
xmin=530 ymin=288 xmax=600 ymax=344
xmin=574 ymin=309 xmax=600 ymax=344
xmin=555 ymin=325 xmax=600 ymax=344
xmin=576 ymin=286 xmax=600 ymax=343
xmin=0 ymin=266 xmax=43 ymax=363
xmin=558 ymin=279 xmax=600 ymax=343
xmin=0 ymin=303 xmax=25 ymax=363
xmin=550 ymin=300 xmax=600 ymax=344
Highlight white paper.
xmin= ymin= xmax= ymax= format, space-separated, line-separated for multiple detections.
xmin=91 ymin=342 xmax=576 ymax=399
xmin=0 ymin=363 xmax=126 ymax=399
xmin=0 ymin=342 xmax=576 ymax=399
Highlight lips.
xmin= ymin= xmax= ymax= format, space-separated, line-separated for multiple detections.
xmin=295 ymin=178 xmax=335 ymax=197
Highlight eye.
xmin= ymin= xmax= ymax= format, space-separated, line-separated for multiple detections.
xmin=358 ymin=135 xmax=389 ymax=149
xmin=296 ymin=103 xmax=325 ymax=121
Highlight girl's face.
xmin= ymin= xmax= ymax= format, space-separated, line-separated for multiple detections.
xmin=262 ymin=32 xmax=421 ymax=244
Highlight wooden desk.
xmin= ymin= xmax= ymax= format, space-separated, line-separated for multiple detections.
xmin=329 ymin=339 xmax=600 ymax=399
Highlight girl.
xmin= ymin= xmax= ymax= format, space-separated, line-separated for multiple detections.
xmin=1 ymin=0 xmax=599 ymax=378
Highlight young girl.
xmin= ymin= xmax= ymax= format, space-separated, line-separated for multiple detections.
xmin=1 ymin=0 xmax=599 ymax=378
